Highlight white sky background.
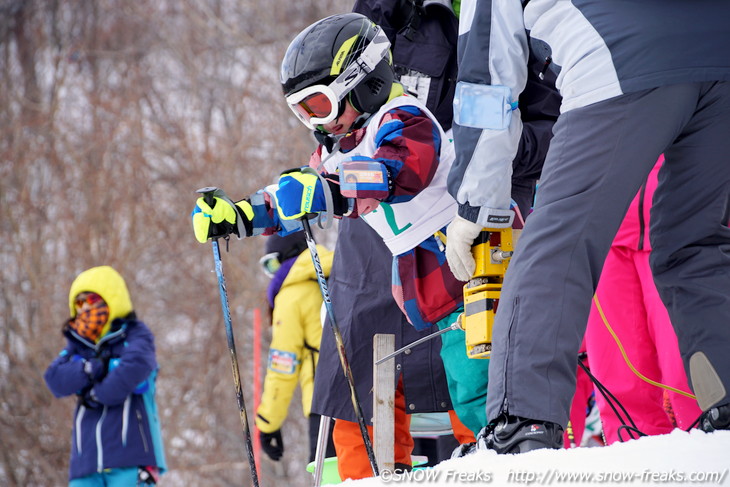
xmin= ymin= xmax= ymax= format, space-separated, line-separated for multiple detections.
xmin=342 ymin=429 xmax=730 ymax=487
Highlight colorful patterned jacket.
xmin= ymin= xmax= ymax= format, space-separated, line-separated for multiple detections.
xmin=245 ymin=90 xmax=463 ymax=329
xmin=312 ymin=91 xmax=463 ymax=330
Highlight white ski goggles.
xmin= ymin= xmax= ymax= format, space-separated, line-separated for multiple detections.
xmin=259 ymin=252 xmax=281 ymax=278
xmin=285 ymin=27 xmax=391 ymax=130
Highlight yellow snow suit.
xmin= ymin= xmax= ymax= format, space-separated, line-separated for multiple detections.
xmin=255 ymin=245 xmax=333 ymax=433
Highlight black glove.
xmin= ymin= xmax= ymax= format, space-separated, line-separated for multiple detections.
xmin=260 ymin=429 xmax=284 ymax=461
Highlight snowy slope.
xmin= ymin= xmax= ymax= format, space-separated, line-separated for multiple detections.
xmin=344 ymin=430 xmax=730 ymax=486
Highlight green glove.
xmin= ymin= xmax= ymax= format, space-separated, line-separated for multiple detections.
xmin=192 ymin=191 xmax=254 ymax=243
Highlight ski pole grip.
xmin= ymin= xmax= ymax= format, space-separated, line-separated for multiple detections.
xmin=196 ymin=186 xmax=219 ymax=207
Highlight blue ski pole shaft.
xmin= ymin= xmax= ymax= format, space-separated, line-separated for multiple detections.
xmin=211 ymin=238 xmax=261 ymax=487
xmin=300 ymin=217 xmax=379 ymax=477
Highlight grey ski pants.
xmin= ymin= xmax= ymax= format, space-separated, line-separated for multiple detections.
xmin=486 ymin=82 xmax=730 ymax=426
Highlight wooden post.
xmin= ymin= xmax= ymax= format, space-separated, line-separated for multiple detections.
xmin=373 ymin=333 xmax=395 ymax=473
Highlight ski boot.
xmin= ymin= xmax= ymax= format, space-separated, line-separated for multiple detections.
xmin=450 ymin=441 xmax=477 ymax=459
xmin=476 ymin=414 xmax=564 ymax=454
xmin=700 ymin=403 xmax=730 ymax=432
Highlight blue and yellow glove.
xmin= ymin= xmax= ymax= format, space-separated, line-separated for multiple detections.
xmin=275 ymin=169 xmax=349 ymax=221
xmin=192 ymin=188 xmax=254 ymax=243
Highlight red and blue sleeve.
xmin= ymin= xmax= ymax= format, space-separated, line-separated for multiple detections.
xmin=340 ymin=106 xmax=441 ymax=205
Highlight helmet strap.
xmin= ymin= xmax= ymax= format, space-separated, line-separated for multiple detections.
xmin=314 ymin=130 xmax=343 ymax=153
xmin=350 ymin=111 xmax=371 ymax=131
xmin=337 ymin=98 xmax=349 ymax=119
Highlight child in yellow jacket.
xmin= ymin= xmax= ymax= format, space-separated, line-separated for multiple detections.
xmin=255 ymin=232 xmax=335 ymax=463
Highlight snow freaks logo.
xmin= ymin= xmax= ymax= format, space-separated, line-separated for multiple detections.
xmin=380 ymin=469 xmax=493 ymax=483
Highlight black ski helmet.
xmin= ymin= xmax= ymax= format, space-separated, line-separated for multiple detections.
xmin=281 ymin=13 xmax=394 ymax=117
xmin=264 ymin=231 xmax=308 ymax=263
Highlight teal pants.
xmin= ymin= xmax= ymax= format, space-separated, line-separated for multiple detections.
xmin=437 ymin=310 xmax=489 ymax=436
xmin=69 ymin=468 xmax=140 ymax=487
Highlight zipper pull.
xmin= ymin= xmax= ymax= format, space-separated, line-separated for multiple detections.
xmin=433 ymin=231 xmax=446 ymax=253
xmin=538 ymin=56 xmax=552 ymax=81
xmin=502 ymin=397 xmax=510 ymax=415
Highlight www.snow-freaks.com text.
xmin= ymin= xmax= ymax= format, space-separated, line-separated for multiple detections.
xmin=377 ymin=468 xmax=729 ymax=485
xmin=506 ymin=468 xmax=728 ymax=485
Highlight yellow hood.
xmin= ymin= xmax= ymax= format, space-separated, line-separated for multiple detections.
xmin=283 ymin=245 xmax=333 ymax=286
xmin=68 ymin=266 xmax=133 ymax=336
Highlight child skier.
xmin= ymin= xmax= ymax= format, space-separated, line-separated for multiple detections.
xmin=256 ymin=232 xmax=336 ymax=463
xmin=192 ymin=13 xmax=493 ymax=440
xmin=44 ymin=266 xmax=166 ymax=486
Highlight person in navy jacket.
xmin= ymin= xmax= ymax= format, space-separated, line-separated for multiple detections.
xmin=44 ymin=266 xmax=166 ymax=486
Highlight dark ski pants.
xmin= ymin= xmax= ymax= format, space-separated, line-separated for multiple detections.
xmin=486 ymin=81 xmax=730 ymax=426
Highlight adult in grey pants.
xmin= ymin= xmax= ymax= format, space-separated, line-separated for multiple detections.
xmin=446 ymin=1 xmax=730 ymax=453
xmin=489 ymin=82 xmax=730 ymax=443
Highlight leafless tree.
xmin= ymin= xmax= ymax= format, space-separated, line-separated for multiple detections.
xmin=0 ymin=0 xmax=350 ymax=485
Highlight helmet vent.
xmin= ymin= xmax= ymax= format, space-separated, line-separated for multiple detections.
xmin=365 ymin=77 xmax=385 ymax=95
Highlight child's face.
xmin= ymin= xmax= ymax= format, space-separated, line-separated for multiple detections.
xmin=74 ymin=292 xmax=105 ymax=312
xmin=320 ymin=99 xmax=361 ymax=135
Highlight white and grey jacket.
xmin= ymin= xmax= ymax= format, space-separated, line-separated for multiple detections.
xmin=449 ymin=0 xmax=730 ymax=227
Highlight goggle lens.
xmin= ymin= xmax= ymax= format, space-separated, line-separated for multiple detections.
xmin=259 ymin=253 xmax=281 ymax=278
xmin=75 ymin=293 xmax=103 ymax=309
xmin=293 ymin=92 xmax=333 ymax=120
xmin=264 ymin=258 xmax=281 ymax=275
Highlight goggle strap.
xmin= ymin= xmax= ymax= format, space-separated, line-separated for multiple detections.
xmin=328 ymin=27 xmax=390 ymax=101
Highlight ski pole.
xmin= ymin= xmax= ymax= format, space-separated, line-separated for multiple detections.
xmin=199 ymin=189 xmax=260 ymax=487
xmin=312 ymin=415 xmax=332 ymax=487
xmin=375 ymin=322 xmax=460 ymax=365
xmin=300 ymin=216 xmax=380 ymax=476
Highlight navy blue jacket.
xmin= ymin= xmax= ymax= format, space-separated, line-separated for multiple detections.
xmin=354 ymin=0 xmax=459 ymax=131
xmin=312 ymin=217 xmax=453 ymax=421
xmin=44 ymin=317 xmax=166 ymax=481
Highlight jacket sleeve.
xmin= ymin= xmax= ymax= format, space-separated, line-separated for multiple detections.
xmin=255 ymin=288 xmax=306 ymax=433
xmin=44 ymin=344 xmax=92 ymax=398
xmin=92 ymin=322 xmax=157 ymax=406
xmin=340 ymin=106 xmax=441 ymax=210
xmin=247 ymin=188 xmax=304 ymax=237
xmin=298 ymin=297 xmax=323 ymax=419
xmin=447 ymin=0 xmax=528 ymax=226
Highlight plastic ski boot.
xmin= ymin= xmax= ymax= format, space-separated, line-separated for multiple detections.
xmin=700 ymin=404 xmax=730 ymax=432
xmin=477 ymin=414 xmax=564 ymax=454
xmin=450 ymin=442 xmax=477 ymax=459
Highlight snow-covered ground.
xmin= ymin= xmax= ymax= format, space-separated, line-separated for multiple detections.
xmin=344 ymin=429 xmax=730 ymax=486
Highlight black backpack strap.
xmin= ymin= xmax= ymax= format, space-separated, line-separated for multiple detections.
xmin=401 ymin=0 xmax=425 ymax=41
